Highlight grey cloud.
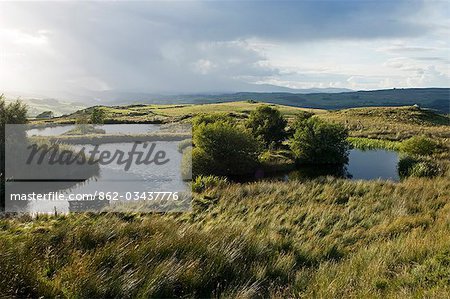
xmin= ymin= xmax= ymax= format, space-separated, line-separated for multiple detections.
xmin=0 ymin=0 xmax=448 ymax=95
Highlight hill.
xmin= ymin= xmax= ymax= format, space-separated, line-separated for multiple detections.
xmin=91 ymin=88 xmax=448 ymax=114
xmin=157 ymin=88 xmax=448 ymax=114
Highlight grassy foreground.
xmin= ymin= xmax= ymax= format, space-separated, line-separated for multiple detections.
xmin=1 ymin=177 xmax=450 ymax=298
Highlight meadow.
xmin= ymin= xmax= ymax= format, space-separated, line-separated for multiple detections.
xmin=1 ymin=176 xmax=450 ymax=298
xmin=2 ymin=101 xmax=450 ymax=298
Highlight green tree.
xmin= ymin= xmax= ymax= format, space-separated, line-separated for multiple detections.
xmin=245 ymin=105 xmax=287 ymax=147
xmin=290 ymin=118 xmax=350 ymax=165
xmin=90 ymin=107 xmax=105 ymax=124
xmin=0 ymin=96 xmax=28 ymax=211
xmin=192 ymin=121 xmax=262 ymax=177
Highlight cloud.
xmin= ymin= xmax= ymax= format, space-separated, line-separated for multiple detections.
xmin=0 ymin=0 xmax=448 ymax=97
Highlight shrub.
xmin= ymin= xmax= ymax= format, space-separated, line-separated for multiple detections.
xmin=398 ymin=155 xmax=440 ymax=178
xmin=245 ymin=105 xmax=287 ymax=147
xmin=400 ymin=136 xmax=439 ymax=156
xmin=181 ymin=146 xmax=192 ymax=181
xmin=192 ymin=175 xmax=228 ymax=193
xmin=290 ymin=118 xmax=350 ymax=165
xmin=90 ymin=107 xmax=105 ymax=124
xmin=192 ymin=121 xmax=262 ymax=177
xmin=292 ymin=111 xmax=314 ymax=127
xmin=178 ymin=138 xmax=193 ymax=153
xmin=64 ymin=124 xmax=105 ymax=135
xmin=192 ymin=113 xmax=234 ymax=127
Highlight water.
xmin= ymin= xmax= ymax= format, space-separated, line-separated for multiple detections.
xmin=346 ymin=149 xmax=399 ymax=181
xmin=18 ymin=141 xmax=188 ymax=214
xmin=261 ymin=149 xmax=400 ymax=182
xmin=27 ymin=125 xmax=75 ymax=136
xmin=26 ymin=124 xmax=159 ymax=136
xmin=17 ymin=146 xmax=399 ymax=213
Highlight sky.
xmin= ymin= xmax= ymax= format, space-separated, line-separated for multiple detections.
xmin=0 ymin=0 xmax=449 ymax=97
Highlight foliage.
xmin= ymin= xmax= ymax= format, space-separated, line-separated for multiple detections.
xmin=180 ymin=146 xmax=192 ymax=181
xmin=177 ymin=138 xmax=193 ymax=153
xmin=0 ymin=97 xmax=28 ymax=211
xmin=192 ymin=121 xmax=262 ymax=177
xmin=348 ymin=137 xmax=401 ymax=151
xmin=192 ymin=113 xmax=235 ymax=127
xmin=400 ymin=136 xmax=440 ymax=156
xmin=64 ymin=125 xmax=106 ymax=135
xmin=90 ymin=107 xmax=105 ymax=124
xmin=245 ymin=105 xmax=287 ymax=147
xmin=192 ymin=175 xmax=228 ymax=193
xmin=398 ymin=155 xmax=440 ymax=178
xmin=290 ymin=118 xmax=350 ymax=165
xmin=35 ymin=111 xmax=54 ymax=119
xmin=259 ymin=150 xmax=296 ymax=172
xmin=291 ymin=111 xmax=314 ymax=128
xmin=0 ymin=97 xmax=28 ymax=126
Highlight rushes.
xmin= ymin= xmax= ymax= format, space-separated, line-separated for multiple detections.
xmin=1 ymin=176 xmax=450 ymax=298
xmin=348 ymin=137 xmax=401 ymax=151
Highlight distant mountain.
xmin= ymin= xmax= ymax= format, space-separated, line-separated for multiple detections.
xmin=117 ymin=88 xmax=449 ymax=114
xmin=240 ymin=84 xmax=352 ymax=93
xmin=5 ymin=87 xmax=449 ymax=115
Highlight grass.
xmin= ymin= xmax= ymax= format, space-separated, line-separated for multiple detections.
xmin=1 ymin=176 xmax=450 ymax=298
xmin=318 ymin=106 xmax=450 ymax=141
xmin=348 ymin=137 xmax=402 ymax=151
xmin=4 ymin=101 xmax=449 ymax=297
xmin=31 ymin=101 xmax=326 ymax=125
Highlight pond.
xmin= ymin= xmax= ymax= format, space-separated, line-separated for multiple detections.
xmin=17 ymin=146 xmax=399 ymax=213
xmin=18 ymin=141 xmax=187 ymax=214
xmin=257 ymin=149 xmax=400 ymax=182
xmin=26 ymin=124 xmax=159 ymax=136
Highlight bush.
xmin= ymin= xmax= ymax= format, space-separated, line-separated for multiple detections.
xmin=398 ymin=155 xmax=440 ymax=178
xmin=181 ymin=146 xmax=192 ymax=181
xmin=290 ymin=118 xmax=350 ymax=165
xmin=90 ymin=107 xmax=105 ymax=124
xmin=192 ymin=113 xmax=234 ymax=127
xmin=400 ymin=136 xmax=439 ymax=156
xmin=287 ymin=111 xmax=314 ymax=137
xmin=245 ymin=105 xmax=287 ymax=147
xmin=192 ymin=121 xmax=262 ymax=177
xmin=178 ymin=138 xmax=193 ymax=153
xmin=192 ymin=175 xmax=228 ymax=193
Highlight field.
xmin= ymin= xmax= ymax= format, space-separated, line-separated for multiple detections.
xmin=3 ymin=101 xmax=450 ymax=298
xmin=31 ymin=101 xmax=326 ymax=125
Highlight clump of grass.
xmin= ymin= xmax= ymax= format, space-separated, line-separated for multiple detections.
xmin=63 ymin=124 xmax=106 ymax=135
xmin=192 ymin=175 xmax=228 ymax=193
xmin=400 ymin=136 xmax=440 ymax=156
xmin=398 ymin=155 xmax=441 ymax=178
xmin=348 ymin=137 xmax=401 ymax=151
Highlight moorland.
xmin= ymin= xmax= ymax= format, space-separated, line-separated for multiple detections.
xmin=1 ymin=97 xmax=450 ymax=298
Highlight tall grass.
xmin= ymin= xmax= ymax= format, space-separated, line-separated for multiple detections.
xmin=1 ymin=176 xmax=450 ymax=298
xmin=348 ymin=137 xmax=401 ymax=151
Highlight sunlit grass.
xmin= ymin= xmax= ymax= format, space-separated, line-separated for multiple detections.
xmin=1 ymin=176 xmax=450 ymax=298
